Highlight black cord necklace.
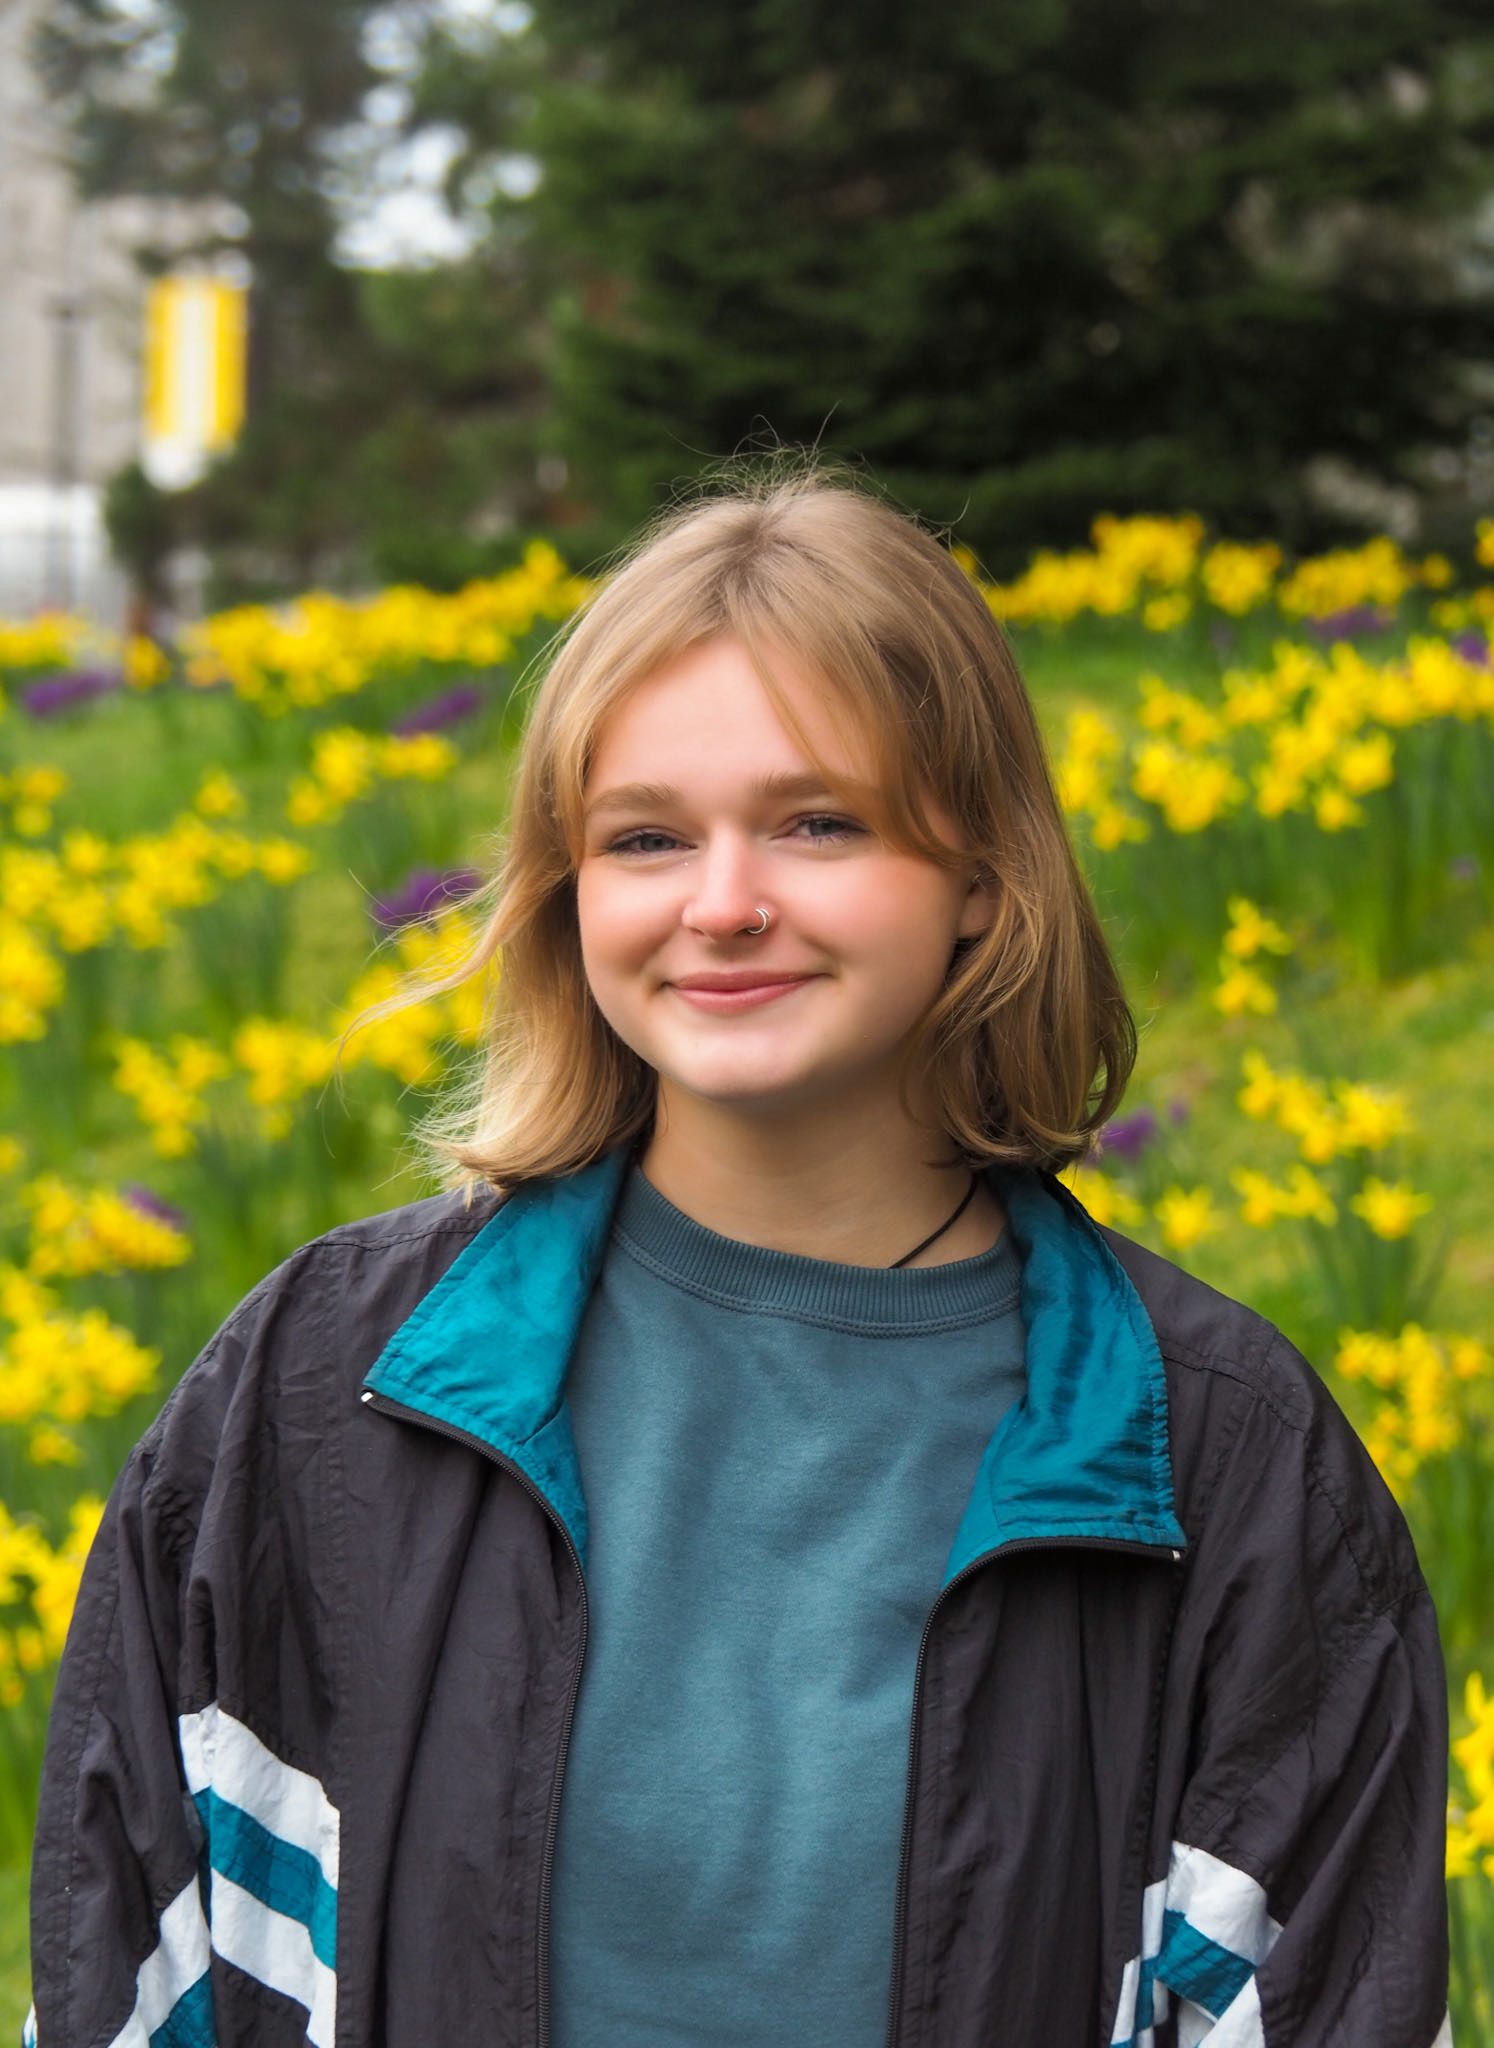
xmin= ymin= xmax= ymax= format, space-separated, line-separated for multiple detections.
xmin=888 ymin=1174 xmax=980 ymax=1269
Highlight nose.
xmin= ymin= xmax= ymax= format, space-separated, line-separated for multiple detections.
xmin=680 ymin=833 xmax=768 ymax=940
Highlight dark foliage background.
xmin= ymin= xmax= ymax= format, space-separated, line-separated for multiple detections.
xmin=34 ymin=0 xmax=1494 ymax=593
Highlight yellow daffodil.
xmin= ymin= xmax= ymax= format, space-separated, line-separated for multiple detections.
xmin=1231 ymin=1168 xmax=1281 ymax=1228
xmin=1349 ymin=1178 xmax=1433 ymax=1240
xmin=114 ymin=1037 xmax=228 ymax=1156
xmin=1090 ymin=803 xmax=1149 ymax=850
xmin=1201 ymin=541 xmax=1281 ymax=615
xmin=1332 ymin=1082 xmax=1410 ymax=1151
xmin=1336 ymin=732 xmax=1394 ymax=796
xmin=1223 ymin=898 xmax=1292 ymax=961
xmin=1231 ymin=1164 xmax=1336 ymax=1229
xmin=1213 ymin=961 xmax=1277 ymax=1016
xmin=27 ymin=1426 xmax=80 ymax=1466
xmin=1237 ymin=1051 xmax=1280 ymax=1121
xmin=1155 ymin=1186 xmax=1220 ymax=1252
xmin=124 ymin=637 xmax=170 ymax=688
xmin=21 ymin=1176 xmax=191 ymax=1279
xmin=1142 ymin=593 xmax=1192 ymax=632
xmin=1057 ymin=1164 xmax=1145 ymax=1230
xmin=195 ymin=770 xmax=246 ymax=818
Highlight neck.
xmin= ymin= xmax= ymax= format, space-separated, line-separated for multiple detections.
xmin=640 ymin=1083 xmax=1005 ymax=1269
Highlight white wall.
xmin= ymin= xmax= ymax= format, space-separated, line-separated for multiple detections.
xmin=0 ymin=0 xmax=158 ymax=621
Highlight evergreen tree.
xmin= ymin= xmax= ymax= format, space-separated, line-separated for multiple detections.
xmin=475 ymin=0 xmax=1494 ymax=560
xmin=38 ymin=0 xmax=1494 ymax=588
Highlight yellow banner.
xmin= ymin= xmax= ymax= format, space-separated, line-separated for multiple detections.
xmin=142 ymin=275 xmax=248 ymax=485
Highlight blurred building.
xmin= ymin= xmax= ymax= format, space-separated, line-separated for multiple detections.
xmin=0 ymin=0 xmax=162 ymax=620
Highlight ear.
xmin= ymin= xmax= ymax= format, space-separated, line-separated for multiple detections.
xmin=956 ymin=866 xmax=999 ymax=940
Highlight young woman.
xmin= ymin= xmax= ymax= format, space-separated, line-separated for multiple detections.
xmin=31 ymin=475 xmax=1448 ymax=2048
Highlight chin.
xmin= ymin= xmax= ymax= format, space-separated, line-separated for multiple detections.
xmin=669 ymin=1068 xmax=816 ymax=1112
xmin=666 ymin=1048 xmax=883 ymax=1120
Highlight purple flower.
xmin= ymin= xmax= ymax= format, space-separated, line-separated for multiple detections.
xmin=370 ymin=866 xmax=483 ymax=929
xmin=1305 ymin=607 xmax=1395 ymax=644
xmin=1448 ymin=854 xmax=1479 ymax=883
xmin=21 ymin=669 xmax=120 ymax=718
xmin=123 ymin=1184 xmax=187 ymax=1231
xmin=1452 ymin=632 xmax=1491 ymax=668
xmin=1098 ymin=1108 xmax=1157 ymax=1162
xmin=390 ymin=684 xmax=485 ymax=737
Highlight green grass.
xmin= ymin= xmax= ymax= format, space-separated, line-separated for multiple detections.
xmin=0 ymin=1864 xmax=28 ymax=2040
xmin=0 ymin=598 xmax=1489 ymax=2036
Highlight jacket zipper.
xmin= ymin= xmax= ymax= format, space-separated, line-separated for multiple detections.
xmin=360 ymin=1387 xmax=586 ymax=2048
xmin=883 ymin=1534 xmax=1185 ymax=2048
xmin=366 ymin=1388 xmax=1186 ymax=2048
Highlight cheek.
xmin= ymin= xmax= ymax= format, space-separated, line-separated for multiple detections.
xmin=826 ymin=862 xmax=966 ymax=962
xmin=574 ymin=868 xmax=618 ymax=987
xmin=575 ymin=867 xmax=662 ymax=986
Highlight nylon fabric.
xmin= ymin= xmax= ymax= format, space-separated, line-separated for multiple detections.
xmin=1162 ymin=1842 xmax=1280 ymax=1973
xmin=1109 ymin=1842 xmax=1281 ymax=2043
xmin=28 ymin=1173 xmax=1449 ymax=2048
xmin=1111 ymin=1876 xmax=1168 ymax=2045
xmin=189 ymin=1794 xmax=336 ymax=1971
xmin=1158 ymin=1914 xmax=1254 ymax=2018
xmin=178 ymin=1706 xmax=339 ymax=1893
xmin=177 ymin=1704 xmax=339 ymax=2043
xmin=147 ymin=1973 xmax=215 ymax=2048
xmin=1181 ymin=1975 xmax=1265 ymax=2047
xmin=365 ymin=1155 xmax=1185 ymax=1576
xmin=204 ymin=1872 xmax=335 ymax=2048
xmin=363 ymin=1151 xmax=627 ymax=1557
xmin=101 ymin=1879 xmax=213 ymax=2048
xmin=944 ymin=1173 xmax=1184 ymax=1578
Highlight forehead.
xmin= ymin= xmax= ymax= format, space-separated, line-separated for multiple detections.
xmin=584 ymin=636 xmax=870 ymax=789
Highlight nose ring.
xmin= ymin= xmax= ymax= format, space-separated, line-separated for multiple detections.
xmin=745 ymin=907 xmax=772 ymax=935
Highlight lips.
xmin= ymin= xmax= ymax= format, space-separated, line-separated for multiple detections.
xmin=673 ymin=972 xmax=814 ymax=991
xmin=669 ymin=972 xmax=817 ymax=1013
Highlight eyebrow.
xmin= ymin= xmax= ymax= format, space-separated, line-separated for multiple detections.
xmin=582 ymin=770 xmax=849 ymax=822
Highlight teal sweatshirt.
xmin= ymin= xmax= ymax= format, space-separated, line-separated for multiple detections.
xmin=549 ymin=1166 xmax=1026 ymax=2048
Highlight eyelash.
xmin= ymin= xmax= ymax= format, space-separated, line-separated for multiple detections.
xmin=604 ymin=813 xmax=864 ymax=856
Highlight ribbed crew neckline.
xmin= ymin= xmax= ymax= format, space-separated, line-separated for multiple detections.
xmin=610 ymin=1165 xmax=1022 ymax=1331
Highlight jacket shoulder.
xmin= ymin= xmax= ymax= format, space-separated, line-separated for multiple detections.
xmin=1100 ymin=1226 xmax=1293 ymax=1396
xmin=137 ymin=1185 xmax=505 ymax=1472
xmin=231 ymin=1182 xmax=504 ymax=1330
xmin=1099 ymin=1225 xmax=1427 ymax=1615
xmin=300 ymin=1182 xmax=503 ymax=1259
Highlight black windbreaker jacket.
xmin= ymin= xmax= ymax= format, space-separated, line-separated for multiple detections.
xmin=29 ymin=1156 xmax=1450 ymax=2048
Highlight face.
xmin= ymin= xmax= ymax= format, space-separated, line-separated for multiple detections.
xmin=575 ymin=635 xmax=994 ymax=1127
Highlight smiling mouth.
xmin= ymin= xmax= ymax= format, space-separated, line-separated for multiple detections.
xmin=669 ymin=974 xmax=817 ymax=1013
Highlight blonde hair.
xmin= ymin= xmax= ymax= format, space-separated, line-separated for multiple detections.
xmin=419 ymin=469 xmax=1134 ymax=1187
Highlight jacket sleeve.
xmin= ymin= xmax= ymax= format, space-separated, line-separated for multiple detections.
xmin=28 ymin=1308 xmax=241 ymax=2048
xmin=1147 ymin=1333 xmax=1449 ymax=2048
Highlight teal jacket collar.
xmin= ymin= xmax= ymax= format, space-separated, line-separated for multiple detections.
xmin=363 ymin=1153 xmax=1185 ymax=1582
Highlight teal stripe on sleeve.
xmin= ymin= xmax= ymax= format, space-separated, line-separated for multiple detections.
xmin=194 ymin=1789 xmax=337 ymax=1969
xmin=149 ymin=1970 xmax=215 ymax=2048
xmin=1156 ymin=1907 xmax=1254 ymax=2018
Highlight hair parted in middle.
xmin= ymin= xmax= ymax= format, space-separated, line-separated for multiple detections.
xmin=416 ymin=466 xmax=1135 ymax=1188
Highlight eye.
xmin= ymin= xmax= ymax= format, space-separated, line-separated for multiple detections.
xmin=604 ymin=828 xmax=685 ymax=856
xmin=792 ymin=813 xmax=865 ymax=843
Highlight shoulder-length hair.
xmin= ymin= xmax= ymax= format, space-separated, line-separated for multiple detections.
xmin=417 ymin=469 xmax=1134 ymax=1187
